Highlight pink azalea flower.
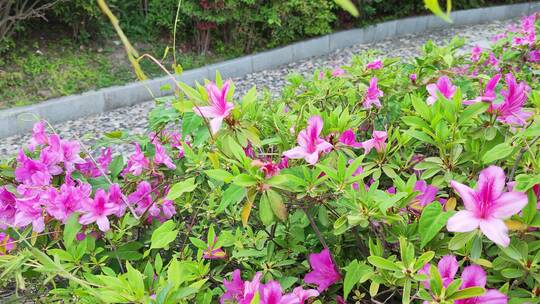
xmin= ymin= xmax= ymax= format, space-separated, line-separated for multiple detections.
xmin=128 ymin=181 xmax=153 ymax=217
xmin=529 ymin=50 xmax=540 ymax=62
xmin=363 ymin=77 xmax=383 ymax=109
xmin=490 ymin=73 xmax=532 ymax=126
xmin=79 ymin=189 xmax=119 ymax=232
xmin=124 ymin=143 xmax=149 ymax=176
xmin=28 ymin=121 xmax=48 ymax=151
xmin=14 ymin=195 xmax=45 ymax=232
xmin=260 ymin=161 xmax=281 ymax=178
xmin=15 ymin=150 xmax=52 ymax=186
xmin=470 ymin=45 xmax=482 ymax=62
xmin=366 ymin=59 xmax=383 ymax=70
xmin=0 ymin=233 xmax=15 ymax=255
xmin=464 ymin=74 xmax=502 ymax=105
xmin=221 ymin=269 xmax=245 ymax=304
xmin=348 ymin=159 xmax=364 ymax=191
xmin=426 ymin=76 xmax=456 ymax=105
xmin=45 ymin=135 xmax=85 ymax=174
xmin=108 ymin=183 xmax=127 ymax=217
xmin=331 ymin=68 xmax=345 ymax=77
xmin=154 ymin=142 xmax=176 ymax=170
xmin=46 ymin=179 xmax=91 ymax=223
xmin=160 ymin=199 xmax=176 ymax=221
xmin=418 ymin=255 xmax=458 ymax=289
xmin=338 ymin=129 xmax=362 ymax=148
xmin=193 ymin=81 xmax=234 ymax=134
xmin=455 ymin=265 xmax=507 ymax=304
xmin=285 ymin=287 xmax=319 ymax=304
xmin=77 ymin=147 xmax=113 ymax=177
xmin=283 ymin=116 xmax=333 ymax=165
xmin=447 ymin=166 xmax=528 ymax=247
xmin=413 ymin=180 xmax=438 ymax=207
xmin=203 ymin=237 xmax=226 ymax=260
xmin=485 ymin=53 xmax=499 ymax=68
xmin=409 ymin=74 xmax=417 ymax=83
xmin=304 ymin=249 xmax=341 ymax=292
xmin=0 ymin=187 xmax=17 ymax=229
xmin=361 ymin=130 xmax=387 ymax=154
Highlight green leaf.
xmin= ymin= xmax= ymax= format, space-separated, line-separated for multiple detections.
xmin=217 ymin=185 xmax=246 ymax=214
xmin=367 ymin=256 xmax=401 ymax=272
xmin=459 ymin=102 xmax=489 ymax=125
xmin=126 ymin=262 xmax=145 ymax=299
xmin=343 ymin=260 xmax=371 ymax=300
xmin=233 ymin=174 xmax=258 ymax=187
xmin=146 ymin=221 xmax=178 ymax=256
xmin=448 ymin=287 xmax=486 ymax=300
xmin=266 ymin=189 xmax=287 ymax=221
xmin=166 ymin=177 xmax=197 ymax=200
xmin=109 ymin=155 xmax=125 ymax=178
xmin=419 ymin=202 xmax=453 ymax=248
xmin=482 ymin=143 xmax=514 ymax=164
xmin=424 ymin=0 xmax=452 ymax=23
xmin=501 ymin=268 xmax=525 ymax=279
xmin=448 ymin=231 xmax=476 ymax=250
xmin=259 ymin=193 xmax=274 ymax=226
xmin=63 ymin=213 xmax=81 ymax=249
xmin=334 ymin=0 xmax=359 ymax=17
xmin=204 ymin=169 xmax=233 ymax=183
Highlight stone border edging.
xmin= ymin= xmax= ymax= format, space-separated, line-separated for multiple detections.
xmin=1 ymin=2 xmax=538 ymax=138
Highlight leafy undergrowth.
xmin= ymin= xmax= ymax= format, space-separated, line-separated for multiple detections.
xmin=0 ymin=14 xmax=539 ymax=304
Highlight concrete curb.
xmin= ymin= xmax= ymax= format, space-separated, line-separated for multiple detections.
xmin=1 ymin=2 xmax=537 ymax=138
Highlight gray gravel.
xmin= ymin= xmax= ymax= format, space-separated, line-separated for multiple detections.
xmin=0 ymin=18 xmax=516 ymax=157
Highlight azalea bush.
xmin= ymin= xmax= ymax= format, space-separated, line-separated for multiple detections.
xmin=0 ymin=14 xmax=539 ymax=304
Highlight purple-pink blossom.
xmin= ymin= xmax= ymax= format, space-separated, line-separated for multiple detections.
xmin=447 ymin=166 xmax=527 ymax=247
xmin=193 ymin=80 xmax=234 ymax=134
xmin=426 ymin=76 xmax=456 ymax=105
xmin=361 ymin=130 xmax=387 ymax=154
xmin=331 ymin=67 xmax=345 ymax=77
xmin=366 ymin=59 xmax=383 ymax=70
xmin=490 ymin=73 xmax=532 ymax=126
xmin=363 ymin=77 xmax=383 ymax=109
xmin=154 ymin=142 xmax=176 ymax=170
xmin=124 ymin=143 xmax=149 ymax=176
xmin=0 ymin=233 xmax=15 ymax=255
xmin=304 ymin=249 xmax=341 ymax=292
xmin=79 ymin=189 xmax=119 ymax=232
xmin=455 ymin=265 xmax=507 ymax=304
xmin=470 ymin=45 xmax=482 ymax=62
xmin=283 ymin=116 xmax=333 ymax=165
xmin=418 ymin=255 xmax=458 ymax=289
xmin=413 ymin=180 xmax=438 ymax=207
xmin=338 ymin=129 xmax=362 ymax=148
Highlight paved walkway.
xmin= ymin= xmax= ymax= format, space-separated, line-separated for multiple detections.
xmin=0 ymin=18 xmax=515 ymax=156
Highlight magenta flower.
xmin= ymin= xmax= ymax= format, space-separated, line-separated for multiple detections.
xmin=304 ymin=249 xmax=341 ymax=292
xmin=128 ymin=181 xmax=153 ymax=217
xmin=464 ymin=74 xmax=502 ymax=105
xmin=29 ymin=121 xmax=48 ymax=151
xmin=108 ymin=183 xmax=127 ymax=217
xmin=363 ymin=77 xmax=383 ymax=109
xmin=79 ymin=189 xmax=119 ymax=232
xmin=0 ymin=187 xmax=17 ymax=229
xmin=193 ymin=81 xmax=234 ymax=134
xmin=124 ymin=143 xmax=149 ymax=176
xmin=283 ymin=287 xmax=319 ymax=304
xmin=45 ymin=135 xmax=85 ymax=174
xmin=409 ymin=74 xmax=417 ymax=83
xmin=426 ymin=76 xmax=456 ymax=105
xmin=203 ymin=237 xmax=226 ymax=260
xmin=361 ymin=130 xmax=387 ymax=154
xmin=418 ymin=255 xmax=458 ymax=289
xmin=331 ymin=68 xmax=345 ymax=77
xmin=470 ymin=45 xmax=482 ymax=62
xmin=490 ymin=73 xmax=532 ymax=126
xmin=338 ymin=129 xmax=362 ymax=148
xmin=486 ymin=53 xmax=499 ymax=68
xmin=447 ymin=166 xmax=527 ymax=247
xmin=366 ymin=59 xmax=383 ymax=70
xmin=154 ymin=142 xmax=176 ymax=170
xmin=529 ymin=50 xmax=540 ymax=62
xmin=413 ymin=180 xmax=438 ymax=207
xmin=221 ymin=269 xmax=245 ymax=304
xmin=15 ymin=150 xmax=52 ymax=186
xmin=283 ymin=116 xmax=333 ymax=165
xmin=46 ymin=180 xmax=91 ymax=223
xmin=455 ymin=265 xmax=507 ymax=304
xmin=14 ymin=195 xmax=45 ymax=233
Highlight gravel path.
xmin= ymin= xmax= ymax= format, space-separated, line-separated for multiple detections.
xmin=0 ymin=18 xmax=516 ymax=157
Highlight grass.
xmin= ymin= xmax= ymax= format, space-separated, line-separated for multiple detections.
xmin=0 ymin=28 xmax=240 ymax=109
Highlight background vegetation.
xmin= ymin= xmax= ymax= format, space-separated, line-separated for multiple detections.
xmin=0 ymin=0 xmax=528 ymax=108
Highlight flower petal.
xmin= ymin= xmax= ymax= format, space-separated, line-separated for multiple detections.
xmin=491 ymin=191 xmax=528 ymax=219
xmin=479 ymin=218 xmax=509 ymax=247
xmin=450 ymin=180 xmax=478 ymax=211
xmin=477 ymin=166 xmax=506 ymax=201
xmin=446 ymin=210 xmax=480 ymax=232
xmin=460 ymin=265 xmax=486 ymax=289
xmin=209 ymin=117 xmax=225 ymax=135
xmin=437 ymin=255 xmax=459 ymax=286
xmin=193 ymin=105 xmax=219 ymax=118
xmin=477 ymin=289 xmax=508 ymax=304
xmin=283 ymin=147 xmax=307 ymax=160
